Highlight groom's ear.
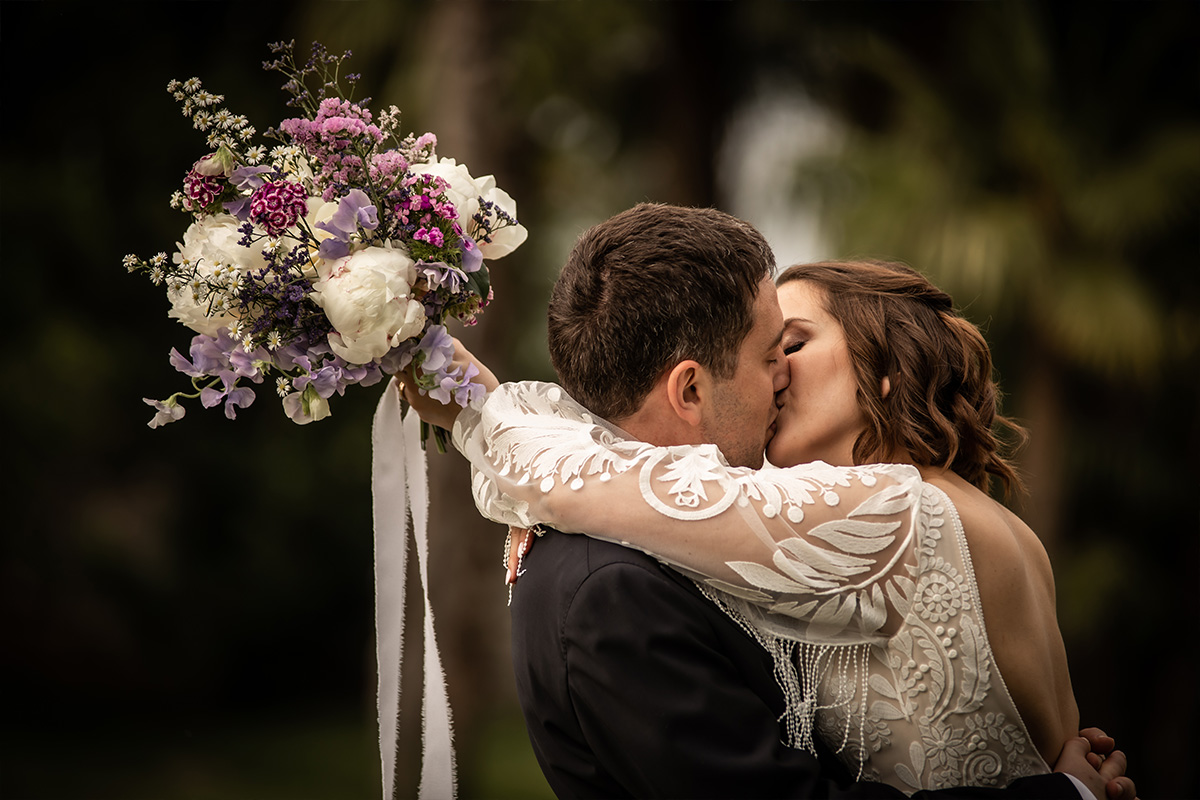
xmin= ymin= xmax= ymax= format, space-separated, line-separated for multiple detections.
xmin=664 ymin=360 xmax=710 ymax=428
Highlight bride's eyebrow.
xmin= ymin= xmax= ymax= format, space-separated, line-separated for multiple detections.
xmin=783 ymin=317 xmax=815 ymax=328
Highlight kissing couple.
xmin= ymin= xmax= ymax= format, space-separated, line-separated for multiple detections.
xmin=403 ymin=203 xmax=1137 ymax=800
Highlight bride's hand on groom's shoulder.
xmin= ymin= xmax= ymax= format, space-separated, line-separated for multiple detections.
xmin=396 ymin=337 xmax=499 ymax=430
xmin=1055 ymin=729 xmax=1137 ymax=800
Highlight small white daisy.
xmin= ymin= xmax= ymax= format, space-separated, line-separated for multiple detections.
xmin=276 ymin=377 xmax=292 ymax=398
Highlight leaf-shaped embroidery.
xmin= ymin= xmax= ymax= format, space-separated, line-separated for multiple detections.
xmin=776 ymin=536 xmax=878 ymax=580
xmin=726 ymin=560 xmax=812 ymax=594
xmin=807 ymin=518 xmax=902 ymax=555
xmin=913 ymin=628 xmax=947 ymax=703
xmin=851 ymin=479 xmax=920 ymax=517
xmin=768 ymin=599 xmax=820 ymax=618
xmin=892 ymin=574 xmax=916 ymax=601
xmin=860 ymin=584 xmax=888 ymax=634
xmin=910 ymin=740 xmax=927 ymax=778
xmin=810 ymin=594 xmax=858 ymax=630
xmin=955 ymin=615 xmax=991 ymax=713
xmin=656 ymin=451 xmax=725 ymax=508
xmin=869 ymin=673 xmax=900 ymax=700
xmin=871 ymin=700 xmax=907 ymax=721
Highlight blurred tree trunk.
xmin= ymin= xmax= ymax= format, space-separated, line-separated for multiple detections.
xmin=396 ymin=1 xmax=519 ymax=795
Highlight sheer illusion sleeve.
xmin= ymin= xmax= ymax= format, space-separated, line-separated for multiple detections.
xmin=453 ymin=381 xmax=927 ymax=644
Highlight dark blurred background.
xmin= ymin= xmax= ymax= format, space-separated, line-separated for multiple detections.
xmin=2 ymin=2 xmax=1197 ymax=798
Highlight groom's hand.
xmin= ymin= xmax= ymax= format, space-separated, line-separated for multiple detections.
xmin=1055 ymin=736 xmax=1137 ymax=800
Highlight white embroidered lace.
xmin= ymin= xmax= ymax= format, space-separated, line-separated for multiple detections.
xmin=454 ymin=382 xmax=1050 ymax=792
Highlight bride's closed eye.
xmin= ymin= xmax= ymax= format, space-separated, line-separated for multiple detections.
xmin=784 ymin=341 xmax=806 ymax=355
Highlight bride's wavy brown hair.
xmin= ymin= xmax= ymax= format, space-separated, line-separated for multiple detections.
xmin=777 ymin=259 xmax=1027 ymax=498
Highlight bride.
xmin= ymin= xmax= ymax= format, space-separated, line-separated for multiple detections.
xmin=404 ymin=256 xmax=1125 ymax=795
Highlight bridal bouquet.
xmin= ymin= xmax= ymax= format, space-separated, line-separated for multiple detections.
xmin=125 ymin=41 xmax=526 ymax=444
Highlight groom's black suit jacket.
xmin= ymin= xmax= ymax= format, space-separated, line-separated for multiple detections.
xmin=510 ymin=529 xmax=1082 ymax=800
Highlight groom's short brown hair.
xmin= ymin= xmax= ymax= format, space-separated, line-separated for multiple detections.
xmin=547 ymin=203 xmax=774 ymax=421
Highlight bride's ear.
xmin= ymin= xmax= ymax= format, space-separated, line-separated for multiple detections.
xmin=665 ymin=360 xmax=707 ymax=428
xmin=881 ymin=375 xmax=892 ymax=399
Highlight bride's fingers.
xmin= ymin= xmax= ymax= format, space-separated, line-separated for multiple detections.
xmin=1097 ymin=750 xmax=1128 ymax=782
xmin=1079 ymin=727 xmax=1116 ymax=756
xmin=1106 ymin=776 xmax=1137 ymax=800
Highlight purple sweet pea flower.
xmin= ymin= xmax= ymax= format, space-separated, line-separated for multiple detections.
xmin=170 ymin=333 xmax=231 ymax=377
xmin=378 ymin=344 xmax=415 ymax=376
xmin=416 ymin=325 xmax=454 ymax=373
xmin=460 ymin=234 xmax=483 ymax=274
xmin=200 ymin=371 xmax=256 ymax=419
xmin=315 ymin=188 xmax=378 ymax=259
xmin=144 ymin=397 xmax=186 ymax=428
xmin=426 ymin=362 xmax=484 ymax=406
xmin=231 ymin=165 xmax=273 ymax=192
xmin=417 ymin=262 xmax=468 ymax=293
xmin=223 ymin=195 xmax=252 ymax=221
xmin=316 ymin=188 xmax=379 ymax=238
xmin=228 ymin=345 xmax=268 ymax=382
xmin=295 ymin=364 xmax=342 ymax=399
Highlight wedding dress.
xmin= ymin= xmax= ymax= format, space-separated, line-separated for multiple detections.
xmin=452 ymin=382 xmax=1050 ymax=792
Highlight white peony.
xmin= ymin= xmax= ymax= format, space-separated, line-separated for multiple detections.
xmin=170 ymin=213 xmax=269 ymax=336
xmin=310 ymin=245 xmax=425 ymax=364
xmin=410 ymin=157 xmax=528 ymax=260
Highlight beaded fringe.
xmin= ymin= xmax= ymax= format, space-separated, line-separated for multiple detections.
xmin=696 ymin=583 xmax=873 ymax=780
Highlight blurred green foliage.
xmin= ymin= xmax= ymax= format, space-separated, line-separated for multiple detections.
xmin=2 ymin=2 xmax=1195 ymax=798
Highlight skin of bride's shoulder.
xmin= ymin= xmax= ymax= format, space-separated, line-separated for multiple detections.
xmin=920 ymin=467 xmax=1080 ymax=764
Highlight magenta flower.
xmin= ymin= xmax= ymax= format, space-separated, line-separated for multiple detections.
xmin=415 ymin=226 xmax=445 ymax=247
xmin=249 ymin=179 xmax=309 ymax=235
xmin=182 ymin=169 xmax=223 ymax=209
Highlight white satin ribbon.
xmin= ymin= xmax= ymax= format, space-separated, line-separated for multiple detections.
xmin=372 ymin=379 xmax=457 ymax=799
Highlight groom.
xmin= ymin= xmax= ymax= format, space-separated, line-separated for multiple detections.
xmin=406 ymin=203 xmax=1133 ymax=798
xmin=503 ymin=203 xmax=1132 ymax=800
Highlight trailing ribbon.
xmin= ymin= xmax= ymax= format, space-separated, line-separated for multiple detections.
xmin=372 ymin=379 xmax=457 ymax=799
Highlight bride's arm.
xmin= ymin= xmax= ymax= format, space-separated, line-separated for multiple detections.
xmin=453 ymin=381 xmax=926 ymax=642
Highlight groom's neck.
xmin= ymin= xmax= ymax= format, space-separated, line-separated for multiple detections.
xmin=612 ymin=397 xmax=706 ymax=450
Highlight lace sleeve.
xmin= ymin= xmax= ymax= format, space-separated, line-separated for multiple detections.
xmin=453 ymin=382 xmax=925 ymax=643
